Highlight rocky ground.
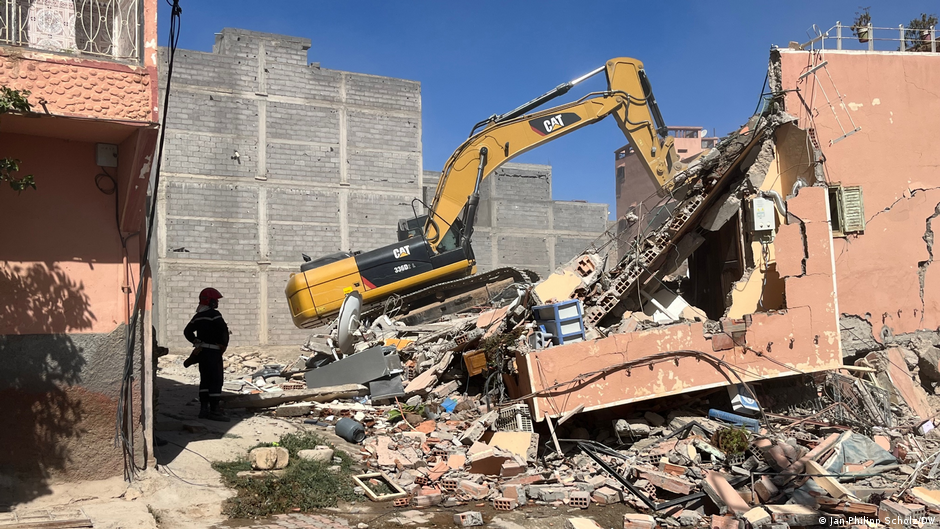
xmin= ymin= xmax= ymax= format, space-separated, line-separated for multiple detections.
xmin=3 ymin=347 xmax=638 ymax=529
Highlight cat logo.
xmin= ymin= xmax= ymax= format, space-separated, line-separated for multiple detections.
xmin=528 ymin=112 xmax=582 ymax=136
xmin=393 ymin=245 xmax=411 ymax=259
xmin=543 ymin=115 xmax=565 ymax=133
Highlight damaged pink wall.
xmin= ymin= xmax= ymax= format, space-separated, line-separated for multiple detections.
xmin=777 ymin=50 xmax=940 ymax=338
xmin=520 ymin=187 xmax=840 ymax=420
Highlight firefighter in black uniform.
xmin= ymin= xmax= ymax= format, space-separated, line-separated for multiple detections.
xmin=183 ymin=287 xmax=230 ymax=422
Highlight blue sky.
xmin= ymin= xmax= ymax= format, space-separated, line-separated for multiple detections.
xmin=159 ymin=1 xmax=937 ymax=218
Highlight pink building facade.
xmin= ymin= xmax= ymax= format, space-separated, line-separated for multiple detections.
xmin=0 ymin=0 xmax=159 ymax=491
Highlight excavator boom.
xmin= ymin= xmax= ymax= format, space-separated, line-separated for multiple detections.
xmin=424 ymin=57 xmax=682 ymax=250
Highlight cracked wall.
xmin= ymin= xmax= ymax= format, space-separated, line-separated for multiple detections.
xmin=775 ymin=50 xmax=940 ymax=338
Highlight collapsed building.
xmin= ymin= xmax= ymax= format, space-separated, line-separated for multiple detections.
xmin=218 ymin=34 xmax=940 ymax=527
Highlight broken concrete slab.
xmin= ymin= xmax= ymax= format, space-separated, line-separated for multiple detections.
xmin=564 ymin=517 xmax=604 ymax=529
xmin=488 ymin=432 xmax=534 ymax=460
xmin=274 ymin=402 xmax=313 ymax=417
xmin=909 ymin=487 xmax=940 ymax=510
xmin=884 ymin=347 xmax=932 ymax=420
xmin=741 ymin=507 xmax=771 ymax=527
xmin=405 ymin=351 xmax=454 ymax=396
xmin=764 ymin=504 xmax=825 ymax=526
xmin=222 ymin=384 xmax=367 ymax=409
xmin=702 ymin=472 xmax=749 ymax=515
xmin=305 ymin=345 xmax=397 ymax=389
xmin=621 ymin=513 xmax=656 ymax=529
xmin=803 ymin=460 xmax=858 ymax=501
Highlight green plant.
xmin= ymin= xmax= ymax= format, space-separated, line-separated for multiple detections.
xmin=213 ymin=431 xmax=359 ymax=518
xmin=852 ymin=7 xmax=871 ymax=38
xmin=0 ymin=86 xmax=34 ymax=193
xmin=0 ymin=158 xmax=35 ymax=192
xmin=905 ymin=13 xmax=938 ymax=51
xmin=714 ymin=427 xmax=750 ymax=455
xmin=0 ymin=86 xmax=30 ymax=113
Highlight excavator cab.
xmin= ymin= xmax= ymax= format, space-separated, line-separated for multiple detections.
xmin=398 ymin=215 xmax=464 ymax=252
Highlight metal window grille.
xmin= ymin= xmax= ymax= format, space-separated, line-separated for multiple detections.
xmin=0 ymin=0 xmax=140 ymax=62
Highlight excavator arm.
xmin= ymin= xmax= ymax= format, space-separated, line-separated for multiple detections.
xmin=285 ymin=57 xmax=684 ymax=329
xmin=424 ymin=57 xmax=683 ymax=251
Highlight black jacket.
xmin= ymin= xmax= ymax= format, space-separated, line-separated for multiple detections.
xmin=183 ymin=308 xmax=230 ymax=351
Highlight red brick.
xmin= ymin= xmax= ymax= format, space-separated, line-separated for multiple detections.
xmin=568 ymin=490 xmax=590 ymax=509
xmin=458 ymin=480 xmax=490 ymax=500
xmin=710 ymin=514 xmax=740 ymax=529
xmin=592 ymin=486 xmax=622 ymax=504
xmin=636 ymin=468 xmax=694 ymax=495
xmin=623 ymin=513 xmax=656 ymax=529
xmin=493 ymin=497 xmax=518 ymax=511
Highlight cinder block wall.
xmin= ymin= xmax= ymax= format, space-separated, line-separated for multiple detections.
xmin=423 ymin=163 xmax=609 ymax=279
xmin=156 ymin=29 xmax=422 ymax=348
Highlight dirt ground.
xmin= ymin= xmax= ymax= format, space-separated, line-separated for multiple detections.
xmin=5 ymin=347 xmax=638 ymax=529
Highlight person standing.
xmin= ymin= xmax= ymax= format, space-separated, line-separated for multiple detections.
xmin=183 ymin=287 xmax=230 ymax=422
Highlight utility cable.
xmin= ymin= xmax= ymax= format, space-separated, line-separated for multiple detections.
xmin=115 ymin=0 xmax=182 ymax=482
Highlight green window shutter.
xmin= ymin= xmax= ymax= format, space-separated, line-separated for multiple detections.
xmin=841 ymin=186 xmax=865 ymax=233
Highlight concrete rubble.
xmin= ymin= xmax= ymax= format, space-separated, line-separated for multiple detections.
xmin=212 ymin=112 xmax=940 ymax=528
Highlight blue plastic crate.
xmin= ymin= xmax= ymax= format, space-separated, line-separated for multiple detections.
xmin=533 ymin=300 xmax=585 ymax=345
xmin=533 ymin=300 xmax=582 ymax=321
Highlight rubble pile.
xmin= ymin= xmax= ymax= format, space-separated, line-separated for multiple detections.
xmin=215 ymin=111 xmax=940 ymax=527
xmin=216 ymin=285 xmax=940 ymax=528
xmin=223 ymin=351 xmax=284 ymax=377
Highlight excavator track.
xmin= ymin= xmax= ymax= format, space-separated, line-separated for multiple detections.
xmin=360 ymin=267 xmax=539 ymax=323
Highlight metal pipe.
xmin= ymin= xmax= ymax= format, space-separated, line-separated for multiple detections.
xmin=460 ymin=147 xmax=488 ymax=248
xmin=569 ymin=65 xmax=606 ymax=86
xmin=638 ymin=69 xmax=668 ymax=138
xmin=494 ymin=65 xmax=605 ymax=124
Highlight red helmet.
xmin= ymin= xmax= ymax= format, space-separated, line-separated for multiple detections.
xmin=199 ymin=287 xmax=223 ymax=305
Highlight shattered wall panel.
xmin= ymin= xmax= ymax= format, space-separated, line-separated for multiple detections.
xmin=520 ymin=185 xmax=840 ymax=420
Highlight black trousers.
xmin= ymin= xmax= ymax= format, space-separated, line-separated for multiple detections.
xmin=197 ymin=349 xmax=224 ymax=409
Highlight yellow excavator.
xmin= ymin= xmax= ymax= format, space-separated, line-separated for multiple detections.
xmin=286 ymin=57 xmax=684 ymax=328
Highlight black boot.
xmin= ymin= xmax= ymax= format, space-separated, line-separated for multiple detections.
xmin=208 ymin=398 xmax=230 ymax=422
xmin=198 ymin=402 xmax=210 ymax=419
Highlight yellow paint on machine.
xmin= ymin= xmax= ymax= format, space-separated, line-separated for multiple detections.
xmin=285 ymin=258 xmax=474 ymax=328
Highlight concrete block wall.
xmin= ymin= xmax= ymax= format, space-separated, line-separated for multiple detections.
xmin=156 ymin=28 xmax=422 ymax=348
xmin=423 ymin=163 xmax=609 ymax=279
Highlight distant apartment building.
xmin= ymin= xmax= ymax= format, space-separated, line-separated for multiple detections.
xmin=614 ymin=126 xmax=718 ymax=253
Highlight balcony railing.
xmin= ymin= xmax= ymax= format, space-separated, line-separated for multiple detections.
xmin=794 ymin=22 xmax=938 ymax=53
xmin=0 ymin=0 xmax=140 ymax=62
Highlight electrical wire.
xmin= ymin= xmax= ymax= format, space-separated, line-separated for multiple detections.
xmin=153 ymin=439 xmax=228 ymax=488
xmin=510 ymin=349 xmax=774 ymax=430
xmin=115 ymin=0 xmax=182 ymax=482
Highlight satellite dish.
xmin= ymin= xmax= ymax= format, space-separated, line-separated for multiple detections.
xmin=336 ymin=290 xmax=362 ymax=357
